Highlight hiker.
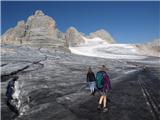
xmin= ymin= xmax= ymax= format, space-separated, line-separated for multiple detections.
xmin=96 ymin=65 xmax=111 ymax=112
xmin=86 ymin=66 xmax=96 ymax=95
xmin=6 ymin=76 xmax=19 ymax=115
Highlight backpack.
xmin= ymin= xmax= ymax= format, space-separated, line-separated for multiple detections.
xmin=96 ymin=71 xmax=105 ymax=89
xmin=6 ymin=80 xmax=14 ymax=99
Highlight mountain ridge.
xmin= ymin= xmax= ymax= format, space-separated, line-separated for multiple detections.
xmin=1 ymin=10 xmax=159 ymax=57
xmin=1 ymin=10 xmax=116 ymax=48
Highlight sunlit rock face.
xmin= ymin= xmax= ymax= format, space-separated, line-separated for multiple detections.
xmin=89 ymin=29 xmax=116 ymax=44
xmin=25 ymin=10 xmax=57 ymax=41
xmin=1 ymin=21 xmax=26 ymax=44
xmin=1 ymin=10 xmax=70 ymax=52
xmin=65 ymin=27 xmax=116 ymax=47
xmin=135 ymin=39 xmax=160 ymax=57
xmin=1 ymin=10 xmax=116 ymax=52
xmin=66 ymin=27 xmax=85 ymax=47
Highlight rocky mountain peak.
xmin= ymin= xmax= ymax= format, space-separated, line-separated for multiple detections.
xmin=65 ymin=27 xmax=117 ymax=46
xmin=1 ymin=10 xmax=70 ymax=52
xmin=66 ymin=27 xmax=82 ymax=37
xmin=2 ymin=9 xmax=116 ymax=51
xmin=94 ymin=29 xmax=107 ymax=34
xmin=66 ymin=27 xmax=85 ymax=46
xmin=26 ymin=10 xmax=56 ymax=30
xmin=67 ymin=27 xmax=78 ymax=32
xmin=89 ymin=29 xmax=116 ymax=44
xmin=17 ymin=20 xmax=25 ymax=26
xmin=34 ymin=10 xmax=45 ymax=16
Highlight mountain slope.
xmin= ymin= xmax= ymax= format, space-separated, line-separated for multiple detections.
xmin=135 ymin=39 xmax=160 ymax=57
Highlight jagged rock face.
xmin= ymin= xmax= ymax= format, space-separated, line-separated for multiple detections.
xmin=89 ymin=29 xmax=116 ymax=44
xmin=1 ymin=10 xmax=117 ymax=51
xmin=1 ymin=21 xmax=26 ymax=44
xmin=1 ymin=10 xmax=70 ymax=52
xmin=25 ymin=10 xmax=57 ymax=40
xmin=135 ymin=39 xmax=160 ymax=57
xmin=66 ymin=27 xmax=85 ymax=47
xmin=65 ymin=28 xmax=116 ymax=47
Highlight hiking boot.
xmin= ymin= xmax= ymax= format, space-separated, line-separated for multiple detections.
xmin=107 ymin=98 xmax=111 ymax=102
xmin=97 ymin=104 xmax=101 ymax=110
xmin=91 ymin=92 xmax=95 ymax=96
xmin=103 ymin=107 xmax=109 ymax=112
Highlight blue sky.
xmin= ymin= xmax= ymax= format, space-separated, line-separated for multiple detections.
xmin=1 ymin=1 xmax=160 ymax=43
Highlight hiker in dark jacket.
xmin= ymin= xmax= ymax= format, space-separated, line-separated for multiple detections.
xmin=86 ymin=67 xmax=96 ymax=95
xmin=96 ymin=65 xmax=111 ymax=112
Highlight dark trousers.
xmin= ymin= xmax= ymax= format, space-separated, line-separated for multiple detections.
xmin=6 ymin=99 xmax=19 ymax=115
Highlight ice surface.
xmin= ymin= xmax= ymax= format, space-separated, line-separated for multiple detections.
xmin=70 ymin=36 xmax=147 ymax=59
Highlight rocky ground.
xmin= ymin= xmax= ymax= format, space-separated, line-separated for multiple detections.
xmin=1 ymin=44 xmax=160 ymax=120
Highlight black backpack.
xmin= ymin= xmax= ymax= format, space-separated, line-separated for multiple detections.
xmin=6 ymin=80 xmax=14 ymax=99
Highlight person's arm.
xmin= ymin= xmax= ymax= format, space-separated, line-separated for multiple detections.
xmin=86 ymin=73 xmax=89 ymax=82
xmin=108 ymin=77 xmax=112 ymax=90
xmin=93 ymin=73 xmax=96 ymax=81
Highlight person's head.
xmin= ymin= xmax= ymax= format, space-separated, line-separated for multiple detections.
xmin=99 ymin=65 xmax=108 ymax=71
xmin=12 ymin=76 xmax=19 ymax=82
xmin=101 ymin=65 xmax=105 ymax=71
xmin=88 ymin=66 xmax=92 ymax=73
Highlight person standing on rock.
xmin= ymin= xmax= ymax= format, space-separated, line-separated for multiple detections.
xmin=86 ymin=66 xmax=96 ymax=95
xmin=6 ymin=76 xmax=20 ymax=116
xmin=96 ymin=65 xmax=111 ymax=112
